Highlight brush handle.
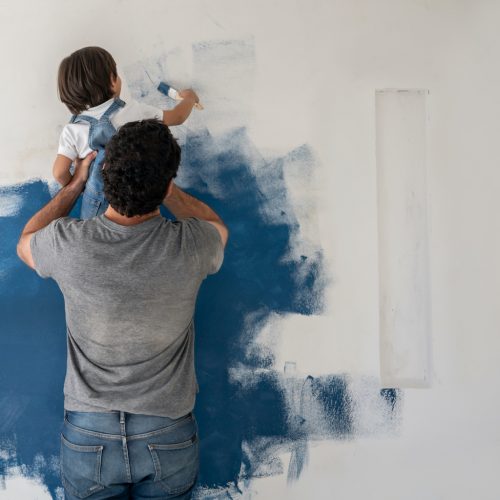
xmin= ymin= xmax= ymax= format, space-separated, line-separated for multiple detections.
xmin=158 ymin=82 xmax=204 ymax=110
xmin=157 ymin=82 xmax=179 ymax=100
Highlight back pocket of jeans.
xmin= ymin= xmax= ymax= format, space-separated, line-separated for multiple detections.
xmin=148 ymin=433 xmax=199 ymax=495
xmin=60 ymin=434 xmax=105 ymax=499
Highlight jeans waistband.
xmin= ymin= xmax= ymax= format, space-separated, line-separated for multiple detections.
xmin=64 ymin=410 xmax=193 ymax=438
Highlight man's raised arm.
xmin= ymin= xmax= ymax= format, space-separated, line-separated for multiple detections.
xmin=163 ymin=182 xmax=228 ymax=247
xmin=17 ymin=152 xmax=96 ymax=269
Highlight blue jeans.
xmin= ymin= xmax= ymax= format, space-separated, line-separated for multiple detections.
xmin=61 ymin=410 xmax=199 ymax=499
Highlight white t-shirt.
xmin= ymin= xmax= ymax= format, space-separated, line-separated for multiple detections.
xmin=58 ymin=98 xmax=162 ymax=161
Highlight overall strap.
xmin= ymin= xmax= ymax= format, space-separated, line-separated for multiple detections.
xmin=70 ymin=114 xmax=98 ymax=125
xmin=101 ymin=97 xmax=126 ymax=120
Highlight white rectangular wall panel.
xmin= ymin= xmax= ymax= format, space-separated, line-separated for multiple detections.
xmin=376 ymin=89 xmax=432 ymax=388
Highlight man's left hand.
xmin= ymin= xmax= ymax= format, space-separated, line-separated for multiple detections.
xmin=17 ymin=150 xmax=97 ymax=270
xmin=72 ymin=151 xmax=97 ymax=185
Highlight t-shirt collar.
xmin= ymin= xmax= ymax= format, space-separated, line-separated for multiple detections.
xmin=81 ymin=98 xmax=116 ymax=118
xmin=98 ymin=213 xmax=164 ymax=233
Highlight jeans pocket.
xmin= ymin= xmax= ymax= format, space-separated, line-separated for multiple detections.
xmin=60 ymin=434 xmax=105 ymax=499
xmin=148 ymin=432 xmax=199 ymax=495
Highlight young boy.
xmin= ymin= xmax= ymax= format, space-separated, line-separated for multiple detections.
xmin=53 ymin=46 xmax=198 ymax=218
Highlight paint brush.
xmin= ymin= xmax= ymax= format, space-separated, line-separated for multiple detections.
xmin=144 ymin=70 xmax=204 ymax=110
xmin=157 ymin=82 xmax=204 ymax=110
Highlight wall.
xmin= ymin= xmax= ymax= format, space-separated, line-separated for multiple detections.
xmin=0 ymin=0 xmax=499 ymax=498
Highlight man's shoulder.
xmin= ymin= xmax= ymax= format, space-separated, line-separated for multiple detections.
xmin=47 ymin=216 xmax=93 ymax=238
xmin=41 ymin=216 xmax=112 ymax=255
xmin=54 ymin=215 xmax=85 ymax=227
xmin=30 ymin=217 xmax=90 ymax=278
xmin=174 ymin=218 xmax=225 ymax=275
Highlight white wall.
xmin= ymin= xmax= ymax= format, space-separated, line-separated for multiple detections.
xmin=1 ymin=0 xmax=499 ymax=498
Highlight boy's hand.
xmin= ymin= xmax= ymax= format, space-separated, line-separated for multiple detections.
xmin=163 ymin=90 xmax=201 ymax=126
xmin=178 ymin=89 xmax=199 ymax=103
xmin=72 ymin=151 xmax=97 ymax=186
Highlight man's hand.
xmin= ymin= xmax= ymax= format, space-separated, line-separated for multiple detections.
xmin=72 ymin=151 xmax=97 ymax=185
xmin=17 ymin=150 xmax=96 ymax=270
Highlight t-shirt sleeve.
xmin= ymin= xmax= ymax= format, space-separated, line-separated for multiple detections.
xmin=30 ymin=219 xmax=64 ymax=279
xmin=57 ymin=125 xmax=78 ymax=161
xmin=183 ymin=217 xmax=224 ymax=276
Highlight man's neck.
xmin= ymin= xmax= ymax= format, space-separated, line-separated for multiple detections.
xmin=103 ymin=205 xmax=160 ymax=226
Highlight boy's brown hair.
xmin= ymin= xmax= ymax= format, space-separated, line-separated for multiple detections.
xmin=58 ymin=47 xmax=117 ymax=115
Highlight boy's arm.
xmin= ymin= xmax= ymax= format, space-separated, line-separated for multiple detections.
xmin=162 ymin=89 xmax=199 ymax=127
xmin=52 ymin=154 xmax=73 ymax=186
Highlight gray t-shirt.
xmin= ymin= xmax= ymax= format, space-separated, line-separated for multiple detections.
xmin=30 ymin=214 xmax=224 ymax=418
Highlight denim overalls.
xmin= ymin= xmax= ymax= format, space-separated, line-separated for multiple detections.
xmin=70 ymin=98 xmax=125 ymax=219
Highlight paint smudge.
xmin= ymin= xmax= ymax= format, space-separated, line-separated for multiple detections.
xmin=191 ymin=38 xmax=255 ymax=134
xmin=123 ymin=46 xmax=190 ymax=111
xmin=124 ymin=38 xmax=255 ymax=139
xmin=0 ymin=191 xmax=23 ymax=218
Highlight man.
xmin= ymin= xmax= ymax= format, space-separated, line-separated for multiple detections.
xmin=17 ymin=119 xmax=228 ymax=499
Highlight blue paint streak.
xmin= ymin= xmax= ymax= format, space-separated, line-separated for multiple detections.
xmin=0 ymin=128 xmax=398 ymax=497
xmin=0 ymin=181 xmax=82 ymax=494
xmin=165 ymin=127 xmax=325 ymax=487
xmin=380 ymin=388 xmax=401 ymax=412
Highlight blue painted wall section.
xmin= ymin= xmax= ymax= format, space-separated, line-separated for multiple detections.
xmin=0 ymin=127 xmax=399 ymax=497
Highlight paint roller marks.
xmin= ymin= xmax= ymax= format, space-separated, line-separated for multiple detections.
xmin=0 ymin=126 xmax=399 ymax=498
xmin=192 ymin=38 xmax=254 ymax=134
xmin=229 ymin=366 xmax=400 ymax=487
xmin=0 ymin=185 xmax=39 ymax=281
xmin=124 ymin=38 xmax=255 ymax=136
xmin=178 ymin=126 xmax=399 ymax=492
xmin=0 ymin=183 xmax=43 ymax=284
xmin=0 ymin=181 xmax=77 ymax=497
xmin=124 ymin=46 xmax=192 ymax=111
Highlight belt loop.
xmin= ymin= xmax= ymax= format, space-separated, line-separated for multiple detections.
xmin=120 ymin=411 xmax=125 ymax=424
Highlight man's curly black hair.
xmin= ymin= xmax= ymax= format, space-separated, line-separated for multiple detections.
xmin=103 ymin=119 xmax=180 ymax=217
